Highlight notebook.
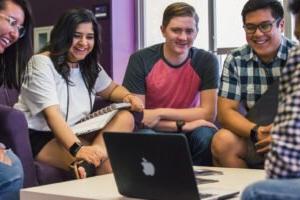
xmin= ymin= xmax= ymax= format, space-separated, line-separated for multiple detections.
xmin=103 ymin=132 xmax=239 ymax=200
xmin=70 ymin=102 xmax=131 ymax=135
xmin=246 ymin=80 xmax=279 ymax=125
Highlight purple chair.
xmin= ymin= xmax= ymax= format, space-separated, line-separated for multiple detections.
xmin=0 ymin=87 xmax=143 ymax=188
xmin=0 ymin=86 xmax=73 ymax=187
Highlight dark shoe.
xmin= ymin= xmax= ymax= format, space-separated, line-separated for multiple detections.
xmin=69 ymin=160 xmax=96 ymax=179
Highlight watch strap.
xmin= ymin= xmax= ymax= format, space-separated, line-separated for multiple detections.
xmin=69 ymin=142 xmax=83 ymax=157
xmin=250 ymin=124 xmax=259 ymax=143
xmin=176 ymin=120 xmax=185 ymax=133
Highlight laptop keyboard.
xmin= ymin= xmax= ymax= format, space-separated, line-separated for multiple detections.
xmin=199 ymin=192 xmax=216 ymax=199
xmin=196 ymin=177 xmax=219 ymax=184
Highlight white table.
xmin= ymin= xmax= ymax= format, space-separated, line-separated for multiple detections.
xmin=21 ymin=167 xmax=265 ymax=200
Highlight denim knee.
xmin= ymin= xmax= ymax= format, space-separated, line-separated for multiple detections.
xmin=242 ymin=179 xmax=300 ymax=200
xmin=187 ymin=126 xmax=216 ymax=166
xmin=0 ymin=149 xmax=24 ymax=200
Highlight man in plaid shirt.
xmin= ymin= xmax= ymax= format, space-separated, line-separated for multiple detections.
xmin=242 ymin=0 xmax=300 ymax=199
xmin=211 ymin=0 xmax=295 ymax=168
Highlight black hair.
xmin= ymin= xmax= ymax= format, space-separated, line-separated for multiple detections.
xmin=0 ymin=0 xmax=33 ymax=89
xmin=43 ymin=8 xmax=101 ymax=93
xmin=242 ymin=0 xmax=284 ymax=24
xmin=289 ymin=0 xmax=300 ymax=14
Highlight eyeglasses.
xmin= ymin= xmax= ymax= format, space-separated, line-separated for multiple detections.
xmin=243 ymin=18 xmax=281 ymax=34
xmin=0 ymin=13 xmax=25 ymax=38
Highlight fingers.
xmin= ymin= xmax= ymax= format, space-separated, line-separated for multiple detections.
xmin=255 ymin=137 xmax=271 ymax=154
xmin=0 ymin=150 xmax=12 ymax=166
xmin=204 ymin=121 xmax=218 ymax=129
xmin=77 ymin=146 xmax=107 ymax=167
xmin=260 ymin=124 xmax=273 ymax=133
xmin=130 ymin=99 xmax=144 ymax=112
xmin=256 ymin=145 xmax=270 ymax=154
xmin=124 ymin=95 xmax=144 ymax=112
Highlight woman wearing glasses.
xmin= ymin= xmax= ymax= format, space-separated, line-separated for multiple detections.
xmin=0 ymin=0 xmax=33 ymax=199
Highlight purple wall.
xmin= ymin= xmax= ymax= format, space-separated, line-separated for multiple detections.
xmin=111 ymin=0 xmax=136 ymax=83
xmin=28 ymin=0 xmax=137 ymax=81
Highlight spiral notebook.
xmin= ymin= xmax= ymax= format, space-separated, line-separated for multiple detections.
xmin=71 ymin=102 xmax=131 ymax=135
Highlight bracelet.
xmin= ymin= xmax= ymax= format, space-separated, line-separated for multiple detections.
xmin=107 ymin=85 xmax=119 ymax=101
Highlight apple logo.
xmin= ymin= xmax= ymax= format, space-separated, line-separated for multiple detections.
xmin=141 ymin=157 xmax=155 ymax=176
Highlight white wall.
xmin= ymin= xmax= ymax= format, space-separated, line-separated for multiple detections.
xmin=216 ymin=0 xmax=247 ymax=48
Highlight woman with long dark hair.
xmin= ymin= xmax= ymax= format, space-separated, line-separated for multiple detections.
xmin=0 ymin=0 xmax=33 ymax=89
xmin=0 ymin=0 xmax=33 ymax=199
xmin=15 ymin=8 xmax=143 ymax=179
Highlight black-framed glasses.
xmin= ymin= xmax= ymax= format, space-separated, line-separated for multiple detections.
xmin=243 ymin=18 xmax=281 ymax=34
xmin=0 ymin=13 xmax=25 ymax=38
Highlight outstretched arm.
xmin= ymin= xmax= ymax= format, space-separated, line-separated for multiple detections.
xmin=42 ymin=105 xmax=102 ymax=167
xmin=96 ymin=81 xmax=144 ymax=112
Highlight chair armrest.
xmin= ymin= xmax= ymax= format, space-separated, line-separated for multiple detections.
xmin=0 ymin=105 xmax=38 ymax=187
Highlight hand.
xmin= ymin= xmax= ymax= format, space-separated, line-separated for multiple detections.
xmin=142 ymin=109 xmax=161 ymax=128
xmin=183 ymin=119 xmax=218 ymax=132
xmin=255 ymin=135 xmax=272 ymax=154
xmin=0 ymin=149 xmax=12 ymax=166
xmin=123 ymin=94 xmax=144 ymax=112
xmin=255 ymin=124 xmax=272 ymax=154
xmin=76 ymin=145 xmax=106 ymax=167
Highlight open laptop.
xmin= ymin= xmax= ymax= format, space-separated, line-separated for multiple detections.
xmin=103 ymin=132 xmax=239 ymax=200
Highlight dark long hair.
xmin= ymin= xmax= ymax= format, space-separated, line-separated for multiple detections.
xmin=0 ymin=0 xmax=33 ymax=89
xmin=44 ymin=8 xmax=102 ymax=93
xmin=242 ymin=0 xmax=284 ymax=24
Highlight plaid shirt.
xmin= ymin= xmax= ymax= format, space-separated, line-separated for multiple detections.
xmin=265 ymin=46 xmax=300 ymax=178
xmin=219 ymin=37 xmax=295 ymax=110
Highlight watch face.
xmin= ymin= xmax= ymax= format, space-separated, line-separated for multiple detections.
xmin=176 ymin=120 xmax=185 ymax=132
xmin=177 ymin=120 xmax=185 ymax=127
xmin=69 ymin=142 xmax=83 ymax=157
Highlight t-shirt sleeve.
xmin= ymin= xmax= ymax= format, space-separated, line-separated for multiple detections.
xmin=20 ymin=55 xmax=60 ymax=115
xmin=194 ymin=51 xmax=219 ymax=91
xmin=218 ymin=53 xmax=241 ymax=101
xmin=122 ymin=53 xmax=146 ymax=94
xmin=94 ymin=64 xmax=113 ymax=93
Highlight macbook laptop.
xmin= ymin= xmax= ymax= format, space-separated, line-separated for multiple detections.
xmin=103 ymin=132 xmax=239 ymax=200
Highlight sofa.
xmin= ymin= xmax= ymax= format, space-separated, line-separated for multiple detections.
xmin=0 ymin=87 xmax=73 ymax=187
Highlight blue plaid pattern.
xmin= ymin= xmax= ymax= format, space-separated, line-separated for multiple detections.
xmin=219 ymin=37 xmax=295 ymax=109
xmin=265 ymin=46 xmax=300 ymax=178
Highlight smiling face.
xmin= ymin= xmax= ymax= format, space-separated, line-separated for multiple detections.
xmin=67 ymin=22 xmax=95 ymax=63
xmin=244 ymin=8 xmax=284 ymax=63
xmin=0 ymin=0 xmax=25 ymax=54
xmin=161 ymin=16 xmax=198 ymax=61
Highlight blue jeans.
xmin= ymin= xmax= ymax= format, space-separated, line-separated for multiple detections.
xmin=138 ymin=126 xmax=216 ymax=166
xmin=0 ymin=149 xmax=24 ymax=200
xmin=242 ymin=178 xmax=300 ymax=200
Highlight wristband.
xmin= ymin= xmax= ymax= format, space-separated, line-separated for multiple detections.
xmin=176 ymin=120 xmax=185 ymax=133
xmin=69 ymin=142 xmax=83 ymax=157
xmin=250 ymin=124 xmax=259 ymax=143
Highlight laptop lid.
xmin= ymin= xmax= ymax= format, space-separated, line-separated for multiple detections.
xmin=103 ymin=132 xmax=200 ymax=200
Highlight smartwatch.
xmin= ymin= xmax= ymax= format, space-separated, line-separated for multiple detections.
xmin=176 ymin=120 xmax=185 ymax=133
xmin=69 ymin=142 xmax=83 ymax=157
xmin=250 ymin=124 xmax=259 ymax=143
